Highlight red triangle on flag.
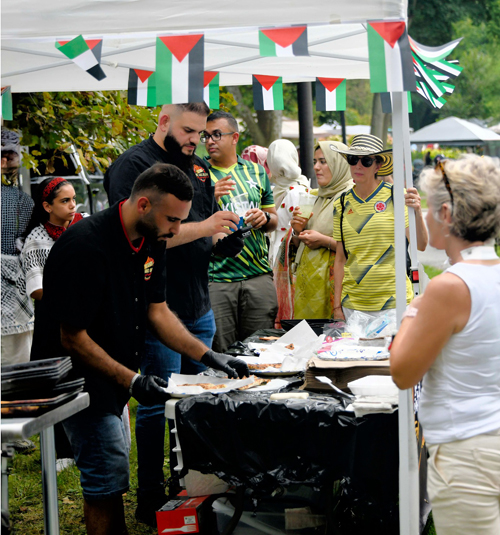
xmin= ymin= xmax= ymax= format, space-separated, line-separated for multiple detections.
xmin=134 ymin=69 xmax=154 ymax=83
xmin=204 ymin=71 xmax=218 ymax=86
xmin=317 ymin=78 xmax=344 ymax=92
xmin=159 ymin=34 xmax=203 ymax=62
xmin=254 ymin=75 xmax=280 ymax=91
xmin=261 ymin=26 xmax=306 ymax=49
xmin=85 ymin=39 xmax=102 ymax=50
xmin=369 ymin=22 xmax=405 ymax=48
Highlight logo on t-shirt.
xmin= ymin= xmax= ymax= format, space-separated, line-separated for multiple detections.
xmin=347 ymin=208 xmax=354 ymax=214
xmin=194 ymin=165 xmax=209 ymax=182
xmin=144 ymin=256 xmax=154 ymax=281
xmin=374 ymin=201 xmax=387 ymax=213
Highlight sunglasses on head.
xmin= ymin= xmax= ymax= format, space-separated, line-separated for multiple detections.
xmin=346 ymin=155 xmax=377 ymax=167
xmin=435 ymin=159 xmax=454 ymax=212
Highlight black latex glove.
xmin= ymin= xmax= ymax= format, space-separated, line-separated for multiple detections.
xmin=129 ymin=374 xmax=170 ymax=406
xmin=200 ymin=349 xmax=250 ymax=379
xmin=212 ymin=227 xmax=252 ymax=258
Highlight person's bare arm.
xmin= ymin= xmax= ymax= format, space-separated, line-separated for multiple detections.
xmin=405 ymin=187 xmax=428 ymax=251
xmin=244 ymin=207 xmax=278 ymax=232
xmin=298 ymin=230 xmax=336 ymax=251
xmin=147 ymin=302 xmax=207 ymax=361
xmin=166 ymin=211 xmax=239 ymax=249
xmin=390 ymin=273 xmax=470 ymax=389
xmin=333 ymin=243 xmax=347 ymax=320
xmin=61 ymin=325 xmax=136 ymax=390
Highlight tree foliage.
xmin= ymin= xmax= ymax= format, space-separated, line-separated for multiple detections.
xmin=9 ymin=91 xmax=158 ymax=175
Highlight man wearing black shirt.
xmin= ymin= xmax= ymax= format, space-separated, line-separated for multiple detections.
xmin=104 ymin=103 xmax=243 ymax=526
xmin=34 ymin=163 xmax=248 ymax=535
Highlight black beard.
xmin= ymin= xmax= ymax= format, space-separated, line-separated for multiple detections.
xmin=135 ymin=218 xmax=173 ymax=242
xmin=163 ymin=132 xmax=195 ymax=172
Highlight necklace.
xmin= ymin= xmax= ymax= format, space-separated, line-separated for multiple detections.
xmin=460 ymin=244 xmax=499 ymax=261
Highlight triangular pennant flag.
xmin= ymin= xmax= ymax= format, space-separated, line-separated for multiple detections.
xmin=156 ymin=34 xmax=204 ymax=105
xmin=380 ymin=92 xmax=413 ymax=113
xmin=259 ymin=26 xmax=308 ymax=57
xmin=408 ymin=36 xmax=462 ymax=64
xmin=55 ymin=35 xmax=106 ymax=81
xmin=128 ymin=69 xmax=156 ymax=107
xmin=367 ymin=21 xmax=416 ymax=93
xmin=1 ymin=86 xmax=13 ymax=121
xmin=203 ymin=72 xmax=220 ymax=109
xmin=252 ymin=75 xmax=284 ymax=110
xmin=315 ymin=78 xmax=346 ymax=111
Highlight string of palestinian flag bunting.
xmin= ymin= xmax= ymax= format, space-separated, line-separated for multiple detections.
xmin=0 ymin=22 xmax=463 ymax=121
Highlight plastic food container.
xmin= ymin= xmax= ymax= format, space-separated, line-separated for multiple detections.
xmin=347 ymin=375 xmax=398 ymax=397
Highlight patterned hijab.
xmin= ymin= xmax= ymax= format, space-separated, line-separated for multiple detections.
xmin=241 ymin=145 xmax=270 ymax=177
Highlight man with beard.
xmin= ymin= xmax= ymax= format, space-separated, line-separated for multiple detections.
xmin=32 ymin=163 xmax=249 ymax=535
xmin=104 ymin=103 xmax=243 ymax=526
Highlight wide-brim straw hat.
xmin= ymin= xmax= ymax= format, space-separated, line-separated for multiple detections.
xmin=329 ymin=134 xmax=393 ymax=177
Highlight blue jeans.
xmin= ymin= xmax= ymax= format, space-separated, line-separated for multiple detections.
xmin=135 ymin=309 xmax=216 ymax=499
xmin=63 ymin=408 xmax=129 ymax=501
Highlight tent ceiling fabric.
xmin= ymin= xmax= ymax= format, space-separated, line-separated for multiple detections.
xmin=410 ymin=116 xmax=500 ymax=146
xmin=1 ymin=0 xmax=407 ymax=93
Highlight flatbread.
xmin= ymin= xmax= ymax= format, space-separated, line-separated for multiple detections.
xmin=259 ymin=336 xmax=281 ymax=341
xmin=248 ymin=363 xmax=282 ymax=370
xmin=178 ymin=383 xmax=227 ymax=390
xmin=238 ymin=376 xmax=271 ymax=390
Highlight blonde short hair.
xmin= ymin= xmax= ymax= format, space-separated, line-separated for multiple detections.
xmin=420 ymin=154 xmax=500 ymax=242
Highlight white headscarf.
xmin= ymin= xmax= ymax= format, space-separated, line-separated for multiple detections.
xmin=267 ymin=139 xmax=310 ymax=207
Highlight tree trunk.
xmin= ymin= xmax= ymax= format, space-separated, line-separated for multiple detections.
xmin=228 ymin=85 xmax=282 ymax=147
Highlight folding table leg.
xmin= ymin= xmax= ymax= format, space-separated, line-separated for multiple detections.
xmin=40 ymin=426 xmax=60 ymax=535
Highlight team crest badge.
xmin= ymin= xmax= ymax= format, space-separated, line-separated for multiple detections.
xmin=194 ymin=165 xmax=209 ymax=182
xmin=144 ymin=256 xmax=154 ymax=281
xmin=374 ymin=201 xmax=387 ymax=213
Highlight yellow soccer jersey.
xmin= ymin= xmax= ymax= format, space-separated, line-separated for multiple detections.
xmin=333 ymin=181 xmax=412 ymax=311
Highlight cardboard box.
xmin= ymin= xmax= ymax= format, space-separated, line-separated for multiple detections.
xmin=156 ymin=493 xmax=216 ymax=534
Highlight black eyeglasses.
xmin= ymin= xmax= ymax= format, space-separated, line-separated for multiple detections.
xmin=346 ymin=155 xmax=377 ymax=168
xmin=200 ymin=131 xmax=235 ymax=143
xmin=435 ymin=160 xmax=454 ymax=211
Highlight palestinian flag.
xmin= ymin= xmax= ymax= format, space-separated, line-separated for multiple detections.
xmin=1 ymin=86 xmax=13 ymax=121
xmin=409 ymin=36 xmax=462 ymax=65
xmin=416 ymin=81 xmax=447 ymax=109
xmin=259 ymin=26 xmax=308 ymax=57
xmin=252 ymin=75 xmax=284 ymax=110
xmin=380 ymin=92 xmax=413 ymax=114
xmin=203 ymin=72 xmax=220 ymax=109
xmin=55 ymin=36 xmax=106 ymax=81
xmin=156 ymin=34 xmax=204 ymax=105
xmin=315 ymin=78 xmax=346 ymax=111
xmin=367 ymin=21 xmax=415 ymax=93
xmin=128 ymin=69 xmax=156 ymax=107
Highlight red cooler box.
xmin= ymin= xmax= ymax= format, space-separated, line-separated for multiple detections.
xmin=156 ymin=493 xmax=216 ymax=534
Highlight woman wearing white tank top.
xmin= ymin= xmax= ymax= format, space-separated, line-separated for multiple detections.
xmin=390 ymin=154 xmax=500 ymax=535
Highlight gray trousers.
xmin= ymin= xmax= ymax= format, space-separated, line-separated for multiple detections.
xmin=209 ymin=273 xmax=279 ymax=353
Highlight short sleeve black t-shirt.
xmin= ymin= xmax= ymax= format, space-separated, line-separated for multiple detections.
xmin=31 ymin=202 xmax=167 ymax=415
xmin=104 ymin=137 xmax=217 ymax=320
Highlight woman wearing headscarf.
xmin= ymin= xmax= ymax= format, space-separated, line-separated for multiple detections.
xmin=290 ymin=141 xmax=353 ymax=319
xmin=267 ymin=139 xmax=310 ymax=266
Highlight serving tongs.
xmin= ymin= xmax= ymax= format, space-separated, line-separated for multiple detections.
xmin=315 ymin=376 xmax=354 ymax=402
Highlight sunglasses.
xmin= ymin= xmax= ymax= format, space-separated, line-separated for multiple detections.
xmin=346 ymin=155 xmax=377 ymax=167
xmin=435 ymin=160 xmax=454 ymax=211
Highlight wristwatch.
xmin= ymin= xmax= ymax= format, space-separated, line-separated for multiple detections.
xmin=263 ymin=211 xmax=271 ymax=227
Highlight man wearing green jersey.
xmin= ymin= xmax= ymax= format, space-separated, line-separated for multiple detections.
xmin=202 ymin=111 xmax=279 ymax=352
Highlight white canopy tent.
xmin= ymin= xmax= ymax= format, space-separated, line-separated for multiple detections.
xmin=410 ymin=116 xmax=500 ymax=145
xmin=1 ymin=1 xmax=420 ymax=534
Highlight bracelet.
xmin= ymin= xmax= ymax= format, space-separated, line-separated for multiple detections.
xmin=128 ymin=373 xmax=140 ymax=394
xmin=333 ymin=306 xmax=342 ymax=310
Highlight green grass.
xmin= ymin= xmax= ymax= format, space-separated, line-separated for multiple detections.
xmin=7 ymin=399 xmax=160 ymax=534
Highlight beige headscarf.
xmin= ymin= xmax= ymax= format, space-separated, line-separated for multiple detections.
xmin=295 ymin=140 xmax=353 ymax=265
xmin=267 ymin=139 xmax=310 ymax=207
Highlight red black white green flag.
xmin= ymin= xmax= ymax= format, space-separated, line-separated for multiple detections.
xmin=156 ymin=34 xmax=204 ymax=105
xmin=1 ymin=86 xmax=13 ymax=121
xmin=128 ymin=69 xmax=156 ymax=107
xmin=380 ymin=92 xmax=413 ymax=114
xmin=259 ymin=26 xmax=308 ymax=57
xmin=315 ymin=78 xmax=346 ymax=111
xmin=367 ymin=21 xmax=415 ymax=93
xmin=55 ymin=36 xmax=106 ymax=81
xmin=203 ymin=72 xmax=220 ymax=109
xmin=252 ymin=75 xmax=284 ymax=110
